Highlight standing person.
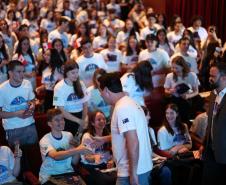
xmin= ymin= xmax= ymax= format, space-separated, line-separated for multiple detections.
xmin=98 ymin=72 xmax=153 ymax=185
xmin=0 ymin=60 xmax=38 ymax=146
xmin=53 ymin=61 xmax=89 ymax=136
xmin=202 ymin=62 xmax=226 ymax=185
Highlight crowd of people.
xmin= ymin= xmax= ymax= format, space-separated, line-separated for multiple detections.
xmin=0 ymin=0 xmax=226 ymax=185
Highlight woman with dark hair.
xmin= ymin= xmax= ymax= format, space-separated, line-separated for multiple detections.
xmin=53 ymin=61 xmax=89 ymax=136
xmin=157 ymin=29 xmax=174 ymax=57
xmin=164 ymin=56 xmax=201 ymax=123
xmin=87 ymin=68 xmax=111 ymax=119
xmin=36 ymin=48 xmax=64 ymax=111
xmin=157 ymin=103 xmax=192 ymax=156
xmin=121 ymin=35 xmax=140 ymax=72
xmin=13 ymin=36 xmax=36 ymax=88
xmin=116 ymin=19 xmax=140 ymax=50
xmin=0 ymin=34 xmax=9 ymax=83
xmin=92 ymin=23 xmax=109 ymax=52
xmin=0 ymin=19 xmax=17 ymax=56
xmin=80 ymin=110 xmax=116 ymax=185
xmin=40 ymin=10 xmax=56 ymax=33
xmin=157 ymin=13 xmax=167 ymax=30
xmin=120 ymin=60 xmax=153 ymax=106
xmin=51 ymin=38 xmax=68 ymax=64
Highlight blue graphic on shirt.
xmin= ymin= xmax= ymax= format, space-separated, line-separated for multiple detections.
xmin=0 ymin=165 xmax=9 ymax=183
xmin=149 ymin=58 xmax=157 ymax=66
xmin=85 ymin=64 xmax=98 ymax=72
xmin=173 ymin=133 xmax=186 ymax=143
xmin=10 ymin=96 xmax=28 ymax=112
xmin=67 ymin=93 xmax=79 ymax=101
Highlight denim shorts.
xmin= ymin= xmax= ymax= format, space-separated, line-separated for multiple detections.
xmin=116 ymin=171 xmax=151 ymax=185
xmin=5 ymin=123 xmax=38 ymax=146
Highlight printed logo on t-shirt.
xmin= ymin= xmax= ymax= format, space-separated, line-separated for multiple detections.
xmin=85 ymin=64 xmax=98 ymax=72
xmin=10 ymin=96 xmax=28 ymax=111
xmin=149 ymin=58 xmax=157 ymax=66
xmin=0 ymin=165 xmax=8 ymax=183
xmin=107 ymin=54 xmax=117 ymax=62
xmin=173 ymin=133 xmax=186 ymax=143
xmin=67 ymin=93 xmax=78 ymax=101
xmin=122 ymin=118 xmax=129 ymax=124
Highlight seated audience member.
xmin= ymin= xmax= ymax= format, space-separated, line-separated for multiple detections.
xmin=139 ymin=34 xmax=170 ymax=88
xmin=170 ymin=37 xmax=198 ymax=74
xmin=36 ymin=48 xmax=64 ymax=111
xmin=92 ymin=23 xmax=109 ymax=53
xmin=142 ymin=106 xmax=172 ymax=185
xmin=164 ymin=56 xmax=201 ymax=123
xmin=0 ymin=34 xmax=10 ymax=84
xmin=39 ymin=108 xmax=91 ymax=184
xmin=121 ymin=35 xmax=140 ymax=72
xmin=100 ymin=36 xmax=123 ymax=73
xmin=76 ymin=38 xmax=108 ymax=87
xmin=120 ymin=60 xmax=153 ymax=106
xmin=0 ymin=142 xmax=22 ymax=185
xmin=53 ymin=61 xmax=89 ymax=136
xmin=87 ymin=68 xmax=111 ymax=120
xmin=80 ymin=110 xmax=116 ymax=185
xmin=157 ymin=103 xmax=192 ymax=156
xmin=190 ymin=98 xmax=209 ymax=148
xmin=156 ymin=29 xmax=174 ymax=57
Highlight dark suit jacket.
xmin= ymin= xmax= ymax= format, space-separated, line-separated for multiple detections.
xmin=203 ymin=91 xmax=226 ymax=164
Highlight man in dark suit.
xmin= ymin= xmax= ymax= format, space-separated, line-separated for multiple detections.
xmin=202 ymin=62 xmax=226 ymax=185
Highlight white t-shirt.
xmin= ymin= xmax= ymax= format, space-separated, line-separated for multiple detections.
xmin=87 ymin=86 xmax=111 ymax=118
xmin=140 ymin=25 xmax=161 ymax=40
xmin=170 ymin=53 xmax=198 ymax=74
xmin=120 ymin=73 xmax=147 ymax=106
xmin=92 ymin=36 xmax=107 ymax=50
xmin=41 ymin=67 xmax=63 ymax=91
xmin=187 ymin=26 xmax=208 ymax=42
xmin=0 ymin=80 xmax=35 ymax=130
xmin=40 ymin=18 xmax=56 ymax=33
xmin=53 ymin=79 xmax=89 ymax=113
xmin=164 ymin=72 xmax=200 ymax=97
xmin=157 ymin=124 xmax=191 ymax=150
xmin=39 ymin=131 xmax=74 ymax=184
xmin=48 ymin=29 xmax=69 ymax=48
xmin=111 ymin=96 xmax=152 ymax=177
xmin=0 ymin=146 xmax=16 ymax=184
xmin=122 ymin=53 xmax=139 ymax=65
xmin=139 ymin=48 xmax=170 ymax=87
xmin=100 ymin=48 xmax=122 ymax=72
xmin=76 ymin=53 xmax=108 ymax=87
xmin=167 ymin=31 xmax=182 ymax=46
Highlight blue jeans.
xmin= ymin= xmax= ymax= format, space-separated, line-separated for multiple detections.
xmin=5 ymin=123 xmax=38 ymax=146
xmin=116 ymin=171 xmax=151 ymax=185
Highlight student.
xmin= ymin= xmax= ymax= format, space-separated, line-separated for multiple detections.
xmin=121 ymin=60 xmax=153 ymax=106
xmin=80 ymin=110 xmax=116 ymax=185
xmin=53 ymin=61 xmax=89 ymax=136
xmin=0 ymin=142 xmax=22 ymax=185
xmin=0 ymin=60 xmax=38 ymax=146
xmin=98 ymin=72 xmax=153 ymax=185
xmin=39 ymin=108 xmax=91 ymax=184
xmin=157 ymin=103 xmax=192 ymax=156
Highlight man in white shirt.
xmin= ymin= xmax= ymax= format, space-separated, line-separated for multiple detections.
xmin=76 ymin=38 xmax=108 ymax=87
xmin=0 ymin=60 xmax=37 ymax=146
xmin=98 ymin=72 xmax=152 ymax=185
